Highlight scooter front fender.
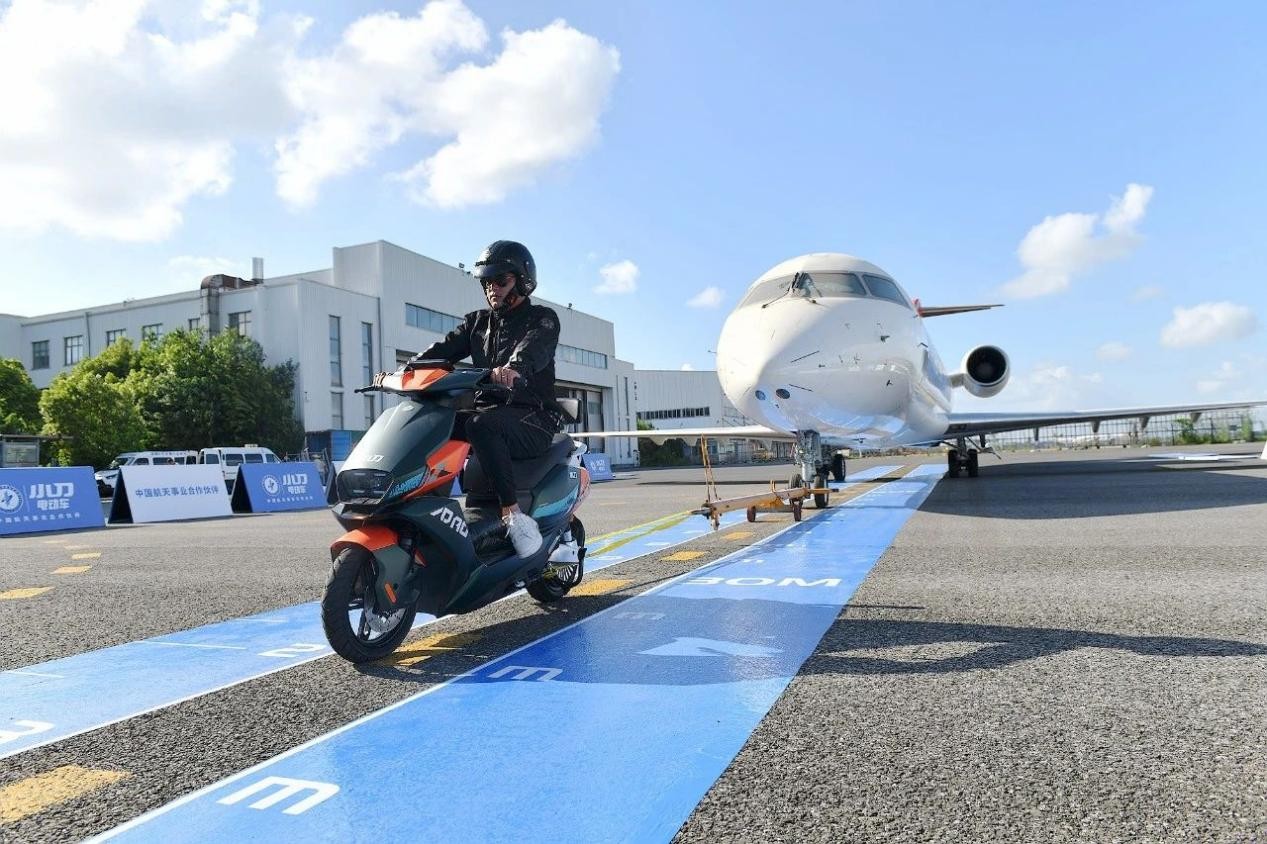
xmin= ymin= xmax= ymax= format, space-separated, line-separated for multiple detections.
xmin=330 ymin=525 xmax=418 ymax=612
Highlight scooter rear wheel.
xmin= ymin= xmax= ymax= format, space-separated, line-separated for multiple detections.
xmin=527 ymin=517 xmax=586 ymax=604
xmin=322 ymin=546 xmax=417 ymax=663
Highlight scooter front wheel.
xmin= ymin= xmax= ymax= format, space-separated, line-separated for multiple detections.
xmin=322 ymin=546 xmax=417 ymax=663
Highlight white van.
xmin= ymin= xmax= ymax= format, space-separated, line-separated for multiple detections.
xmin=95 ymin=451 xmax=198 ymax=496
xmin=198 ymin=445 xmax=280 ymax=487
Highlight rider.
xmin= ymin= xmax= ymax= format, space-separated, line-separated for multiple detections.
xmin=413 ymin=240 xmax=563 ymax=557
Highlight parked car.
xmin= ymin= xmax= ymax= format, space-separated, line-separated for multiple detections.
xmin=198 ymin=445 xmax=280 ymax=489
xmin=95 ymin=451 xmax=198 ymax=497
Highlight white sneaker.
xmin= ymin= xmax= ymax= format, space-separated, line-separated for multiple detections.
xmin=503 ymin=511 xmax=543 ymax=557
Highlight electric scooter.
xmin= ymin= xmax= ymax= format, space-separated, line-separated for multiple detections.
xmin=321 ymin=361 xmax=590 ymax=663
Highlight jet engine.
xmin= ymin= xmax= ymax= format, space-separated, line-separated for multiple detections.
xmin=950 ymin=345 xmax=1010 ymax=398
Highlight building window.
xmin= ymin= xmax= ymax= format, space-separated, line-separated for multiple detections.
xmin=636 ymin=407 xmax=711 ymax=421
xmin=405 ymin=303 xmax=461 ymax=335
xmin=227 ymin=311 xmax=251 ymax=337
xmin=32 ymin=340 xmax=49 ymax=370
xmin=64 ymin=335 xmax=84 ymax=366
xmin=106 ymin=329 xmax=127 ymax=346
xmin=557 ymin=343 xmax=608 ymax=369
xmin=141 ymin=323 xmax=162 ymax=343
xmin=331 ymin=392 xmax=343 ymax=429
xmin=329 ymin=316 xmax=342 ymax=386
xmin=364 ymin=395 xmax=375 ymax=429
xmin=188 ymin=317 xmax=200 ymax=331
xmin=361 ymin=322 xmax=373 ymax=385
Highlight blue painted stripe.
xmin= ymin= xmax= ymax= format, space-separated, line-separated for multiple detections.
xmin=95 ymin=465 xmax=939 ymax=843
xmin=0 ymin=494 xmax=791 ymax=761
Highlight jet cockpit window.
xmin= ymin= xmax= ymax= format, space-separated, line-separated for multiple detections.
xmin=740 ymin=275 xmax=796 ymax=307
xmin=860 ymin=274 xmax=911 ymax=308
xmin=790 ymin=272 xmax=868 ymax=299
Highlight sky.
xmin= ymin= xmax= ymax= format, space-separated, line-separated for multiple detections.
xmin=1 ymin=0 xmax=1265 ymax=414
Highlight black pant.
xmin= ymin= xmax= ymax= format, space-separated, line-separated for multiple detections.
xmin=456 ymin=406 xmax=559 ymax=508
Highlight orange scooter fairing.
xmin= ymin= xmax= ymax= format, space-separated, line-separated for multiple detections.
xmin=330 ymin=524 xmax=398 ymax=560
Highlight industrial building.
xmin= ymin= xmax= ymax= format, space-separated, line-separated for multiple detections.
xmin=0 ymin=240 xmax=636 ymax=464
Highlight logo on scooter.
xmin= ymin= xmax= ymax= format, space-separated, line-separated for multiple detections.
xmin=0 ymin=484 xmax=23 ymax=513
xmin=429 ymin=505 xmax=469 ymax=537
xmin=262 ymin=475 xmax=280 ymax=495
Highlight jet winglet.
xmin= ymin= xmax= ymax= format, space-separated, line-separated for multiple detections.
xmin=913 ymin=301 xmax=1003 ymax=318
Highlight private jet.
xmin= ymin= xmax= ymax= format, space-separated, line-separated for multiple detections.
xmin=586 ymin=253 xmax=1264 ymax=487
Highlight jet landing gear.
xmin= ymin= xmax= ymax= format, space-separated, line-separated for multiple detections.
xmin=793 ymin=430 xmax=831 ymax=508
xmin=945 ymin=438 xmax=979 ymax=478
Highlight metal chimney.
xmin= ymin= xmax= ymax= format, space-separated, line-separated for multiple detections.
xmin=251 ymin=257 xmax=264 ymax=282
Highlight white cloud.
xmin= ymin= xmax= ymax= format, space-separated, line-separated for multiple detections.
xmin=680 ymin=363 xmax=695 ymax=371
xmin=1001 ymin=183 xmax=1154 ymax=299
xmin=961 ymin=362 xmax=1108 ymax=412
xmin=687 ymin=286 xmax=724 ymax=308
xmin=1196 ymin=360 xmax=1241 ymax=395
xmin=1095 ymin=341 xmax=1133 ymax=362
xmin=1132 ymin=285 xmax=1163 ymax=302
xmin=594 ymin=259 xmax=638 ymax=294
xmin=1160 ymin=302 xmax=1259 ymax=349
xmin=168 ymin=255 xmax=248 ymax=284
xmin=0 ymin=0 xmax=619 ymax=239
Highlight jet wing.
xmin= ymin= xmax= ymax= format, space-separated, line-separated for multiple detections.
xmin=575 ymin=425 xmax=794 ymax=444
xmin=939 ymin=399 xmax=1265 ymax=442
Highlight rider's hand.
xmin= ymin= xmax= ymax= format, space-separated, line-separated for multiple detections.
xmin=373 ymin=371 xmax=389 ymax=387
xmin=489 ymin=366 xmax=520 ymax=388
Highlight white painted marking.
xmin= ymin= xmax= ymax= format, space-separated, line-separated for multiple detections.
xmin=615 ymin=611 xmax=666 ymax=621
xmin=0 ymin=720 xmax=55 ymax=744
xmin=216 ymin=776 xmax=339 ymax=816
xmin=3 ymin=669 xmax=65 ymax=679
xmin=259 ymin=643 xmax=327 ymax=659
xmin=638 ymin=637 xmax=782 ymax=658
xmin=141 ymin=641 xmax=248 ymax=651
xmin=486 ymin=665 xmax=562 ymax=682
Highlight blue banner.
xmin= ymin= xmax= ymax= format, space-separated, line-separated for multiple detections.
xmin=581 ymin=452 xmax=614 ymax=481
xmin=0 ymin=467 xmax=105 ymax=535
xmin=232 ymin=463 xmax=325 ymax=513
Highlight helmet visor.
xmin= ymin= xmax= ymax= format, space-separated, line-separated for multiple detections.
xmin=473 ymin=260 xmax=519 ymax=280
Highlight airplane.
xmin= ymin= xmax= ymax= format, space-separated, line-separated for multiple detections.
xmin=584 ymin=252 xmax=1265 ymax=490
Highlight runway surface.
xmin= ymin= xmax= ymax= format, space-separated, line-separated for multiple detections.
xmin=1 ymin=446 xmax=1265 ymax=842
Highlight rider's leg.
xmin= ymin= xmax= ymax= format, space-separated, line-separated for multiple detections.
xmin=466 ymin=407 xmax=554 ymax=555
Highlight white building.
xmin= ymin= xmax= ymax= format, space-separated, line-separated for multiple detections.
xmin=0 ymin=240 xmax=635 ymax=464
xmin=631 ymin=369 xmax=784 ymax=462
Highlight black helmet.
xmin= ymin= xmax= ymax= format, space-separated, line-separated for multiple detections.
xmin=473 ymin=240 xmax=537 ymax=297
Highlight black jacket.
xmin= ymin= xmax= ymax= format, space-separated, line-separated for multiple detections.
xmin=416 ymin=299 xmax=561 ymax=411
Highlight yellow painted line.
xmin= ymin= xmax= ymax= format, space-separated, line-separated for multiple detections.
xmin=590 ymin=510 xmax=691 ymax=543
xmin=723 ymin=531 xmax=755 ymax=541
xmin=71 ymin=552 xmax=101 ymax=560
xmin=587 ymin=513 xmax=693 ymax=558
xmin=63 ymin=544 xmax=88 ymax=550
xmin=42 ymin=540 xmax=68 ymax=545
xmin=0 ymin=587 xmax=53 ymax=600
xmin=383 ymin=632 xmax=481 ymax=667
xmin=0 ymin=765 xmax=130 ymax=824
xmin=568 ymin=578 xmax=632 ymax=597
xmin=662 ymin=550 xmax=707 ymax=562
xmin=54 ymin=565 xmax=92 ymax=575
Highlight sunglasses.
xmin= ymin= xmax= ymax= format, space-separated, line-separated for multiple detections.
xmin=482 ymin=274 xmax=517 ymax=290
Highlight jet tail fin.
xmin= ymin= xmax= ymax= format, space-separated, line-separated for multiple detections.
xmin=913 ymin=300 xmax=1003 ymax=318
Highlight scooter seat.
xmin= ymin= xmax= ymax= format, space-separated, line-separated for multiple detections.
xmin=462 ymin=432 xmax=573 ymax=499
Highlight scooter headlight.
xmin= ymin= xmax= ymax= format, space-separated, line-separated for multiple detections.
xmin=336 ymin=469 xmax=393 ymax=505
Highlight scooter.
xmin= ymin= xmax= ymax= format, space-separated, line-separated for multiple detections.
xmin=321 ymin=361 xmax=591 ymax=663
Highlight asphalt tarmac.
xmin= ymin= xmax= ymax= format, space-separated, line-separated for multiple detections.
xmin=1 ymin=445 xmax=1265 ymax=842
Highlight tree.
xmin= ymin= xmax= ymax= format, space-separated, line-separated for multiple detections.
xmin=132 ymin=330 xmax=303 ymax=454
xmin=0 ymin=358 xmax=42 ymax=434
xmin=40 ymin=370 xmax=148 ymax=468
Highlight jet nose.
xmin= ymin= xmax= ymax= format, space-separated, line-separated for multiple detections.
xmin=718 ymin=301 xmax=843 ymax=424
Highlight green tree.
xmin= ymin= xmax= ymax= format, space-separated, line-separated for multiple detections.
xmin=133 ymin=330 xmax=302 ymax=454
xmin=0 ymin=358 xmax=42 ymax=434
xmin=39 ymin=370 xmax=148 ymax=468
